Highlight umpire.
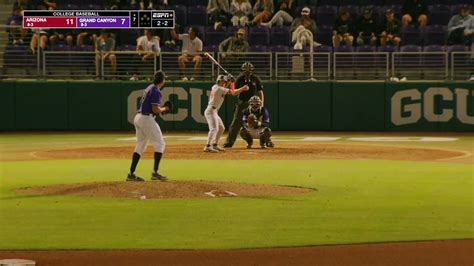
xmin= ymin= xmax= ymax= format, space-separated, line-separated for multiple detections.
xmin=224 ymin=61 xmax=264 ymax=148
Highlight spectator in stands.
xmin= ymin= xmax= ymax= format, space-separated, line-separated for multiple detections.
xmin=230 ymin=0 xmax=252 ymax=27
xmin=401 ymin=0 xmax=428 ymax=29
xmin=6 ymin=7 xmax=25 ymax=45
xmin=49 ymin=30 xmax=74 ymax=46
xmin=171 ymin=26 xmax=203 ymax=81
xmin=95 ymin=30 xmax=117 ymax=78
xmin=260 ymin=0 xmax=294 ymax=28
xmin=250 ymin=0 xmax=274 ymax=26
xmin=35 ymin=0 xmax=57 ymax=10
xmin=13 ymin=0 xmax=34 ymax=10
xmin=379 ymin=9 xmax=402 ymax=47
xmin=291 ymin=7 xmax=317 ymax=50
xmin=332 ymin=10 xmax=354 ymax=48
xmin=136 ymin=29 xmax=161 ymax=62
xmin=107 ymin=0 xmax=130 ymax=10
xmin=77 ymin=30 xmax=98 ymax=46
xmin=219 ymin=27 xmax=249 ymax=58
xmin=30 ymin=30 xmax=48 ymax=54
xmin=447 ymin=5 xmax=473 ymax=46
xmin=356 ymin=7 xmax=377 ymax=46
xmin=208 ymin=0 xmax=230 ymax=30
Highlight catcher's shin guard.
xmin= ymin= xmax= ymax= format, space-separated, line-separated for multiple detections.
xmin=239 ymin=127 xmax=253 ymax=147
xmin=260 ymin=127 xmax=273 ymax=148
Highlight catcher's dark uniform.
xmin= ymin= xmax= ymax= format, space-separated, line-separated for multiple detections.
xmin=240 ymin=106 xmax=273 ymax=148
xmin=224 ymin=73 xmax=263 ymax=147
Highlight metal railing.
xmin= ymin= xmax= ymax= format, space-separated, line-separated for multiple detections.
xmin=275 ymin=52 xmax=330 ymax=80
xmin=393 ymin=52 xmax=449 ymax=80
xmin=217 ymin=52 xmax=272 ymax=80
xmin=334 ymin=52 xmax=389 ymax=80
xmin=451 ymin=52 xmax=474 ymax=81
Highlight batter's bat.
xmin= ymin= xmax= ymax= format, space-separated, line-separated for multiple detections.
xmin=204 ymin=52 xmax=232 ymax=76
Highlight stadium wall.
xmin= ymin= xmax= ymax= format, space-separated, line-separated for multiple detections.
xmin=0 ymin=81 xmax=473 ymax=132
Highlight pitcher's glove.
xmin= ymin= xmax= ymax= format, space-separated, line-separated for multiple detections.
xmin=247 ymin=114 xmax=259 ymax=129
xmin=162 ymin=101 xmax=173 ymax=114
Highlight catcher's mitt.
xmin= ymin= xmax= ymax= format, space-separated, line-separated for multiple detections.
xmin=247 ymin=114 xmax=259 ymax=128
xmin=162 ymin=101 xmax=173 ymax=114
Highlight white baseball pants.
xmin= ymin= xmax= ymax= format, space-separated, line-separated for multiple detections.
xmin=205 ymin=106 xmax=225 ymax=145
xmin=133 ymin=113 xmax=165 ymax=155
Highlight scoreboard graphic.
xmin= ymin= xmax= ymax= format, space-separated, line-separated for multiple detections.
xmin=23 ymin=10 xmax=175 ymax=29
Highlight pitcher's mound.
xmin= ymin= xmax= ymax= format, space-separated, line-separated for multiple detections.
xmin=16 ymin=181 xmax=315 ymax=199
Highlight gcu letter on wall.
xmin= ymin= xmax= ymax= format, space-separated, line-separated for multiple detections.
xmin=391 ymin=88 xmax=474 ymax=126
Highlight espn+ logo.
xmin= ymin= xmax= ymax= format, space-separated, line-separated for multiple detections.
xmin=391 ymin=88 xmax=474 ymax=126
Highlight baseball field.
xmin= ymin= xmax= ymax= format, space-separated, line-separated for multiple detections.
xmin=0 ymin=132 xmax=473 ymax=265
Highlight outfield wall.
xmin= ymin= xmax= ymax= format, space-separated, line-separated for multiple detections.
xmin=0 ymin=81 xmax=473 ymax=131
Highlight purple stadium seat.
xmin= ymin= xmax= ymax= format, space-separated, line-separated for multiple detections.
xmin=387 ymin=0 xmax=405 ymax=5
xmin=3 ymin=44 xmax=27 ymax=67
xmin=249 ymin=45 xmax=268 ymax=52
xmin=73 ymin=45 xmax=94 ymax=52
xmin=249 ymin=26 xmax=270 ymax=46
xmin=401 ymin=26 xmax=422 ymax=45
xmin=423 ymin=45 xmax=444 ymax=52
xmin=269 ymin=45 xmax=289 ymax=53
xmin=428 ymin=5 xmax=451 ymax=25
xmin=187 ymin=5 xmax=207 ymax=26
xmin=205 ymin=27 xmax=228 ymax=46
xmin=270 ymin=26 xmax=290 ymax=46
xmin=377 ymin=45 xmax=399 ymax=53
xmin=431 ymin=0 xmax=455 ymax=4
xmin=356 ymin=45 xmax=376 ymax=52
xmin=339 ymin=5 xmax=360 ymax=18
xmin=360 ymin=0 xmax=385 ymax=6
xmin=316 ymin=5 xmax=338 ymax=26
xmin=194 ymin=0 xmax=208 ymax=5
xmin=170 ymin=5 xmax=187 ymax=26
xmin=315 ymin=45 xmax=333 ymax=53
xmin=315 ymin=25 xmax=333 ymax=46
xmin=58 ymin=3 xmax=78 ymax=10
xmin=173 ymin=0 xmax=188 ymax=5
xmin=86 ymin=4 xmax=103 ymax=10
xmin=424 ymin=25 xmax=447 ymax=46
xmin=161 ymin=45 xmax=179 ymax=52
xmin=117 ymin=29 xmax=140 ymax=46
xmin=334 ymin=45 xmax=354 ymax=53
xmin=50 ymin=44 xmax=72 ymax=51
xmin=318 ymin=0 xmax=340 ymax=6
xmin=447 ymin=44 xmax=468 ymax=53
xmin=117 ymin=45 xmax=137 ymax=51
xmin=227 ymin=26 xmax=244 ymax=36
xmin=203 ymin=45 xmax=217 ymax=52
xmin=400 ymin=45 xmax=422 ymax=52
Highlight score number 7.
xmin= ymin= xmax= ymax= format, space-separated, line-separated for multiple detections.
xmin=121 ymin=18 xmax=125 ymax=24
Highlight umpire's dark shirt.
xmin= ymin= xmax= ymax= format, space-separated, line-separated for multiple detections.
xmin=235 ymin=73 xmax=263 ymax=102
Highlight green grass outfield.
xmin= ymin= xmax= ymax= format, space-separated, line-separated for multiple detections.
xmin=0 ymin=133 xmax=473 ymax=250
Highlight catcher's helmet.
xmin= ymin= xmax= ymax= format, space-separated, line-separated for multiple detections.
xmin=241 ymin=61 xmax=254 ymax=72
xmin=153 ymin=70 xmax=166 ymax=84
xmin=249 ymin=95 xmax=262 ymax=111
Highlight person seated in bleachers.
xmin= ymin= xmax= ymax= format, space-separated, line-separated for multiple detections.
xmin=171 ymin=26 xmax=203 ymax=81
xmin=447 ymin=5 xmax=473 ymax=46
xmin=49 ymin=29 xmax=74 ymax=46
xmin=29 ymin=29 xmax=48 ymax=54
xmin=291 ymin=7 xmax=317 ymax=50
xmin=95 ymin=30 xmax=117 ymax=78
xmin=249 ymin=0 xmax=274 ymax=26
xmin=260 ymin=0 xmax=294 ymax=28
xmin=6 ymin=7 xmax=26 ymax=45
xmin=208 ymin=0 xmax=230 ymax=30
xmin=332 ymin=10 xmax=354 ymax=48
xmin=379 ymin=9 xmax=402 ymax=47
xmin=356 ymin=7 xmax=378 ymax=46
xmin=219 ymin=27 xmax=249 ymax=58
xmin=230 ymin=0 xmax=252 ymax=27
xmin=136 ymin=29 xmax=161 ymax=62
xmin=401 ymin=0 xmax=428 ymax=29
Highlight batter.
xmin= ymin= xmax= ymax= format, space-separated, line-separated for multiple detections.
xmin=204 ymin=74 xmax=249 ymax=153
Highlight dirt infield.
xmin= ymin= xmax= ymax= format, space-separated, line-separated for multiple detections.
xmin=0 ymin=240 xmax=472 ymax=266
xmin=31 ymin=143 xmax=465 ymax=161
xmin=16 ymin=181 xmax=315 ymax=199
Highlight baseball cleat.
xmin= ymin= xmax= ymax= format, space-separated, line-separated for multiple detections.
xmin=212 ymin=144 xmax=224 ymax=151
xmin=126 ymin=173 xmax=144 ymax=182
xmin=204 ymin=145 xmax=219 ymax=153
xmin=151 ymin=172 xmax=168 ymax=181
xmin=266 ymin=141 xmax=274 ymax=148
xmin=223 ymin=143 xmax=233 ymax=148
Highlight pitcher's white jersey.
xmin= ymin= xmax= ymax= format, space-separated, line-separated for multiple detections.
xmin=208 ymin=85 xmax=229 ymax=110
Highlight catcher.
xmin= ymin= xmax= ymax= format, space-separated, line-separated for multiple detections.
xmin=239 ymin=95 xmax=274 ymax=149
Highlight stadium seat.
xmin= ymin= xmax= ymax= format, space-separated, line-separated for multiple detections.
xmin=249 ymin=26 xmax=270 ymax=46
xmin=170 ymin=5 xmax=187 ymax=27
xmin=117 ymin=45 xmax=137 ymax=51
xmin=205 ymin=27 xmax=228 ymax=46
xmin=423 ymin=45 xmax=445 ymax=52
xmin=187 ymin=5 xmax=207 ymax=26
xmin=318 ymin=0 xmax=340 ymax=6
xmin=428 ymin=5 xmax=451 ymax=25
xmin=356 ymin=45 xmax=376 ymax=52
xmin=315 ymin=25 xmax=333 ymax=46
xmin=203 ymin=45 xmax=217 ymax=52
xmin=447 ymin=44 xmax=468 ymax=53
xmin=194 ymin=0 xmax=209 ymax=5
xmin=270 ymin=26 xmax=291 ymax=46
xmin=116 ymin=29 xmax=140 ymax=46
xmin=401 ymin=26 xmax=422 ymax=45
xmin=377 ymin=45 xmax=399 ymax=53
xmin=249 ymin=45 xmax=268 ymax=52
xmin=314 ymin=45 xmax=333 ymax=53
xmin=3 ymin=44 xmax=27 ymax=67
xmin=316 ymin=5 xmax=338 ymax=26
xmin=161 ymin=45 xmax=180 ymax=52
xmin=359 ymin=0 xmax=385 ymax=6
xmin=424 ymin=25 xmax=447 ymax=46
xmin=269 ymin=45 xmax=290 ymax=53
xmin=173 ymin=0 xmax=189 ymax=5
xmin=339 ymin=5 xmax=360 ymax=18
xmin=334 ymin=45 xmax=354 ymax=53
xmin=400 ymin=45 xmax=422 ymax=52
